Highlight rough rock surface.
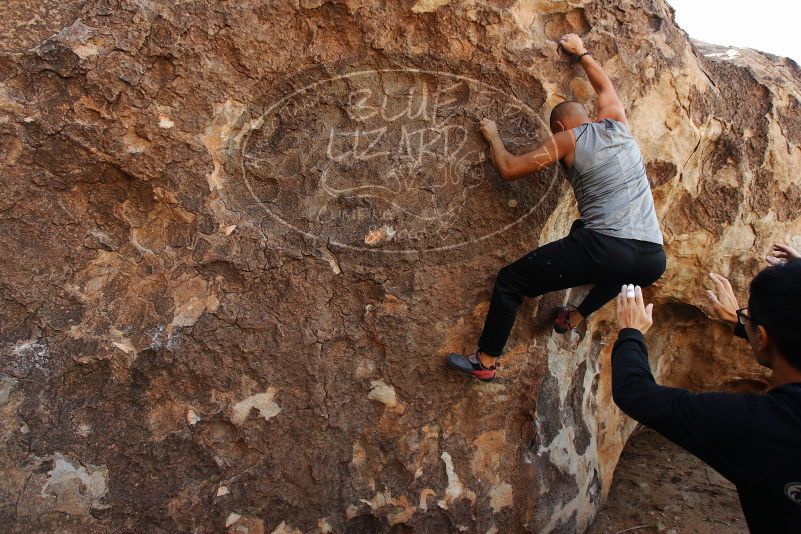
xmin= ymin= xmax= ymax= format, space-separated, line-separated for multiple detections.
xmin=589 ymin=428 xmax=747 ymax=533
xmin=1 ymin=1 xmax=799 ymax=533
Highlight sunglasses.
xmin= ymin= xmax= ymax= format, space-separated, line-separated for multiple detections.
xmin=736 ymin=307 xmax=754 ymax=325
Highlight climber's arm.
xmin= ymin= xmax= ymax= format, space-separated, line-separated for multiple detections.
xmin=490 ymin=131 xmax=575 ymax=181
xmin=559 ymin=34 xmax=628 ymax=126
xmin=479 ymin=118 xmax=575 ymax=181
xmin=611 ymin=329 xmax=764 ymax=486
xmin=579 ymin=54 xmax=627 ymax=125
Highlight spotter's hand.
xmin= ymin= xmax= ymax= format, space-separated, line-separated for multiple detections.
xmin=616 ymin=284 xmax=654 ymax=334
xmin=766 ymin=243 xmax=801 ymax=266
xmin=706 ymin=272 xmax=739 ymax=325
xmin=479 ymin=118 xmax=499 ymax=142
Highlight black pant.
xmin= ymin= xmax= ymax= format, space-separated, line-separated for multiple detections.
xmin=477 ymin=220 xmax=666 ymax=356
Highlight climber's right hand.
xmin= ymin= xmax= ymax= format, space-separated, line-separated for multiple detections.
xmin=558 ymin=33 xmax=587 ymax=57
xmin=766 ymin=243 xmax=801 ymax=266
xmin=706 ymin=272 xmax=739 ymax=325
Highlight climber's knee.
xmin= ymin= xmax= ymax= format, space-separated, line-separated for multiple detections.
xmin=494 ymin=264 xmax=525 ymax=302
xmin=496 ymin=264 xmax=515 ymax=288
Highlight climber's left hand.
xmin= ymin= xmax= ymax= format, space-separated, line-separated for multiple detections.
xmin=479 ymin=118 xmax=499 ymax=142
xmin=616 ymin=284 xmax=654 ymax=334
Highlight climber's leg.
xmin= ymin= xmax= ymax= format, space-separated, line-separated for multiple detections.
xmin=575 ymin=282 xmax=623 ymax=319
xmin=630 ymin=244 xmax=668 ymax=289
xmin=574 ymin=235 xmax=667 ymax=320
xmin=476 ymin=227 xmax=596 ymax=357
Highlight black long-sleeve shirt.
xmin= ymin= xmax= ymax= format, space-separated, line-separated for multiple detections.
xmin=612 ymin=327 xmax=801 ymax=533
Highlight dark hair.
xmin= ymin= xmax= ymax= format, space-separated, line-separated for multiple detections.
xmin=549 ymin=101 xmax=588 ymax=132
xmin=748 ymin=258 xmax=801 ymax=370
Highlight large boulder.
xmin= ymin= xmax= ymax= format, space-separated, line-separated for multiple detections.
xmin=1 ymin=0 xmax=799 ymax=532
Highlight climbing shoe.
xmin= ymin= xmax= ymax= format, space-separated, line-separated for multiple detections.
xmin=445 ymin=351 xmax=496 ymax=382
xmin=553 ymin=305 xmax=575 ymax=334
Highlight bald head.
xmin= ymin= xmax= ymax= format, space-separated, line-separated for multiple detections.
xmin=549 ymin=101 xmax=589 ymax=133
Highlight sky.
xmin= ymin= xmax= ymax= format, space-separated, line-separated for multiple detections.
xmin=667 ymin=0 xmax=801 ymax=63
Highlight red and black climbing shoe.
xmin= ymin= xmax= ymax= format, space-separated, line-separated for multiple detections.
xmin=553 ymin=305 xmax=575 ymax=334
xmin=445 ymin=351 xmax=496 ymax=382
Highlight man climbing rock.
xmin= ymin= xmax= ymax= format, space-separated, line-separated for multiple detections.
xmin=613 ymin=244 xmax=801 ymax=532
xmin=446 ymin=33 xmax=665 ymax=382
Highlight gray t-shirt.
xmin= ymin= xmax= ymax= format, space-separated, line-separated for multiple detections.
xmin=568 ymin=119 xmax=664 ymax=245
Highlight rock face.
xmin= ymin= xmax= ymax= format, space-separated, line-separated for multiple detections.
xmin=1 ymin=1 xmax=799 ymax=532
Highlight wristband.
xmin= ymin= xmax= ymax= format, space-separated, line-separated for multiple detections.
xmin=575 ymin=51 xmax=590 ymax=62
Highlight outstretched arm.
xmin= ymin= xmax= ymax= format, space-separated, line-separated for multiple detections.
xmin=613 ymin=285 xmax=766 ymax=486
xmin=478 ymin=118 xmax=575 ymax=181
xmin=559 ymin=33 xmax=627 ymax=126
xmin=612 ymin=328 xmax=766 ymax=486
